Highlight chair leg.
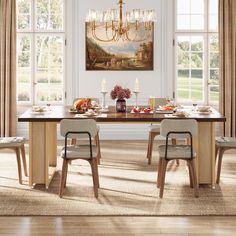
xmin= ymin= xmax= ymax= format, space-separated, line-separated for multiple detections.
xmin=216 ymin=148 xmax=225 ymax=184
xmin=147 ymin=133 xmax=152 ymax=159
xmin=157 ymin=158 xmax=163 ymax=188
xmin=15 ymin=147 xmax=22 ymax=184
xmin=59 ymin=159 xmax=68 ymax=198
xmin=188 ymin=160 xmax=199 ymax=198
xmin=20 ymin=145 xmax=28 ymax=176
xmin=187 ymin=161 xmax=193 ymax=188
xmin=159 ymin=159 xmax=168 ymax=198
xmin=89 ymin=158 xmax=99 ymax=198
xmin=95 ymin=133 xmax=101 ymax=165
xmin=147 ymin=132 xmax=157 ymax=165
xmin=215 ymin=145 xmax=219 ymax=161
xmin=64 ymin=161 xmax=69 ymax=188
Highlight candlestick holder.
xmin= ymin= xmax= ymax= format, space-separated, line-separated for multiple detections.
xmin=101 ymin=91 xmax=108 ymax=112
xmin=133 ymin=91 xmax=140 ymax=107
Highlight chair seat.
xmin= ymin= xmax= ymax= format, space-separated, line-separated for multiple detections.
xmin=148 ymin=124 xmax=160 ymax=133
xmin=0 ymin=137 xmax=25 ymax=148
xmin=61 ymin=145 xmax=97 ymax=159
xmin=216 ymin=137 xmax=236 ymax=148
xmin=158 ymin=145 xmax=197 ymax=159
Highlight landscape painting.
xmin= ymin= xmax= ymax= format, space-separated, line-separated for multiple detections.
xmin=86 ymin=23 xmax=154 ymax=71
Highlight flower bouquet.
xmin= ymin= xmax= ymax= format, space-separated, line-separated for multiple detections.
xmin=110 ymin=85 xmax=131 ymax=112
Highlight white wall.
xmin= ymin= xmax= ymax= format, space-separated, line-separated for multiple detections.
xmin=64 ymin=0 xmax=175 ymax=140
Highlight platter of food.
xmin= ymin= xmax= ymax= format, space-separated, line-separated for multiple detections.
xmin=131 ymin=107 xmax=154 ymax=114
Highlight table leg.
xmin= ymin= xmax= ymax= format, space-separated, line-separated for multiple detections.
xmin=195 ymin=122 xmax=215 ymax=186
xmin=29 ymin=122 xmax=57 ymax=187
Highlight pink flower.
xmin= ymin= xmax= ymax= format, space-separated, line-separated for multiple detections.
xmin=110 ymin=85 xmax=132 ymax=100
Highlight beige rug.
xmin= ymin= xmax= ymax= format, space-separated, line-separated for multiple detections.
xmin=1 ymin=141 xmax=236 ymax=216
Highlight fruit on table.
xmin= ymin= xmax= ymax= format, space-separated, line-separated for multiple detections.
xmin=131 ymin=107 xmax=153 ymax=113
xmin=143 ymin=107 xmax=152 ymax=113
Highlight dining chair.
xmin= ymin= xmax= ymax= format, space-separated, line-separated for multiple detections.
xmin=215 ymin=137 xmax=236 ymax=184
xmin=146 ymin=97 xmax=179 ymax=165
xmin=157 ymin=119 xmax=199 ymax=198
xmin=71 ymin=98 xmax=101 ymax=164
xmin=0 ymin=137 xmax=28 ymax=184
xmin=59 ymin=119 xmax=100 ymax=198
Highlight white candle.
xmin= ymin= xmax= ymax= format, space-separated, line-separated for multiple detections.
xmin=101 ymin=79 xmax=107 ymax=92
xmin=134 ymin=78 xmax=140 ymax=92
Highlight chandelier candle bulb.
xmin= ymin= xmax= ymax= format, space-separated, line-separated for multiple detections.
xmin=134 ymin=79 xmax=140 ymax=93
xmin=101 ymin=79 xmax=107 ymax=92
xmin=86 ymin=0 xmax=157 ymax=42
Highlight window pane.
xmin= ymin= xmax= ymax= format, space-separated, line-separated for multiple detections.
xmin=209 ymin=14 xmax=218 ymax=31
xmin=36 ymin=35 xmax=63 ymax=102
xmin=178 ymin=52 xmax=189 ymax=69
xmin=36 ymin=0 xmax=64 ymax=30
xmin=209 ymin=86 xmax=219 ymax=102
xmin=191 ymin=0 xmax=204 ymax=14
xmin=17 ymin=35 xmax=31 ymax=102
xmin=191 ymin=53 xmax=203 ymax=68
xmin=177 ymin=15 xmax=190 ymax=30
xmin=191 ymin=70 xmax=203 ymax=100
xmin=17 ymin=0 xmax=31 ymax=30
xmin=176 ymin=36 xmax=204 ymax=101
xmin=177 ymin=0 xmax=190 ymax=14
xmin=209 ymin=35 xmax=219 ymax=51
xmin=191 ymin=37 xmax=203 ymax=51
xmin=210 ymin=53 xmax=219 ymax=68
xmin=209 ymin=0 xmax=218 ymax=14
xmin=191 ymin=15 xmax=204 ymax=30
xmin=209 ymin=34 xmax=219 ymax=104
xmin=177 ymin=70 xmax=190 ymax=100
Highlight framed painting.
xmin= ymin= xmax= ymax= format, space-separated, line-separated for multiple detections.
xmin=86 ymin=23 xmax=154 ymax=71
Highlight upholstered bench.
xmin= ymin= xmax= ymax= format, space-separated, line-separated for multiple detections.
xmin=0 ymin=137 xmax=28 ymax=184
xmin=215 ymin=137 xmax=236 ymax=184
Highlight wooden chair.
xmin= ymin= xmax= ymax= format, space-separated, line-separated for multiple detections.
xmin=157 ymin=119 xmax=199 ymax=198
xmin=147 ymin=98 xmax=179 ymax=165
xmin=215 ymin=137 xmax=236 ymax=184
xmin=59 ymin=119 xmax=100 ymax=198
xmin=72 ymin=98 xmax=101 ymax=164
xmin=0 ymin=137 xmax=28 ymax=184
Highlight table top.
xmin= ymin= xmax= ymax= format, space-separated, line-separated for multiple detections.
xmin=18 ymin=106 xmax=226 ymax=123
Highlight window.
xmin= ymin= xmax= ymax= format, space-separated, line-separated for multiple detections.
xmin=175 ymin=0 xmax=219 ymax=105
xmin=16 ymin=0 xmax=65 ymax=104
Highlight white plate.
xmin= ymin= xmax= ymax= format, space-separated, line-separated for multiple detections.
xmin=31 ymin=111 xmax=50 ymax=115
xmin=197 ymin=110 xmax=212 ymax=115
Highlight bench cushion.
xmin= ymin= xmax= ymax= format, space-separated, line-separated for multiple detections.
xmin=0 ymin=137 xmax=25 ymax=148
xmin=158 ymin=145 xmax=197 ymax=159
xmin=216 ymin=137 xmax=236 ymax=147
xmin=61 ymin=145 xmax=97 ymax=159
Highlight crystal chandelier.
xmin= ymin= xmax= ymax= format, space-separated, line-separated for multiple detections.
xmin=86 ymin=0 xmax=157 ymax=42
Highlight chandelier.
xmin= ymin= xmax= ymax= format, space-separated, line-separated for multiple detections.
xmin=86 ymin=0 xmax=157 ymax=42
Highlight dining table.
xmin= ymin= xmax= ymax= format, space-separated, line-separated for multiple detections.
xmin=18 ymin=105 xmax=226 ymax=188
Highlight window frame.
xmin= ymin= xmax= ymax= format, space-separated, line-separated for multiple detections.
xmin=16 ymin=0 xmax=66 ymax=105
xmin=174 ymin=0 xmax=219 ymax=105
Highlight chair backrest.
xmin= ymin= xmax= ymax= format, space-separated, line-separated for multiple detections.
xmin=155 ymin=98 xmax=168 ymax=106
xmin=60 ymin=119 xmax=98 ymax=139
xmin=148 ymin=98 xmax=168 ymax=107
xmin=160 ymin=119 xmax=198 ymax=139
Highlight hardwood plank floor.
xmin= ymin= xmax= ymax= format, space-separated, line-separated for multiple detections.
xmin=0 ymin=216 xmax=236 ymax=235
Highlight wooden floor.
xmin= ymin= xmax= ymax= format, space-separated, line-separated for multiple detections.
xmin=0 ymin=216 xmax=236 ymax=235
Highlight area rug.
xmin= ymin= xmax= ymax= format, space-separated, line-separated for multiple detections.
xmin=1 ymin=141 xmax=236 ymax=216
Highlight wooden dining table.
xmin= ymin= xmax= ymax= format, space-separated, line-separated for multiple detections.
xmin=18 ymin=105 xmax=226 ymax=188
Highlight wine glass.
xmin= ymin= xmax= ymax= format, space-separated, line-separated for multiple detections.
xmin=192 ymin=100 xmax=197 ymax=111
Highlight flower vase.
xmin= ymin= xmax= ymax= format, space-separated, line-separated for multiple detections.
xmin=116 ymin=99 xmax=126 ymax=112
